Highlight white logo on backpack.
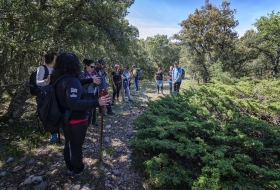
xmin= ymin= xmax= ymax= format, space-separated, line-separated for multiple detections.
xmin=71 ymin=88 xmax=77 ymax=93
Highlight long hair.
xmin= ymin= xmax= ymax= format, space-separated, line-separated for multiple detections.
xmin=51 ymin=52 xmax=81 ymax=82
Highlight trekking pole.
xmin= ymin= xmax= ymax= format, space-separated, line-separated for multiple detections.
xmin=99 ymin=105 xmax=104 ymax=161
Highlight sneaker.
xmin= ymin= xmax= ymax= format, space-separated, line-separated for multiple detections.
xmin=75 ymin=163 xmax=88 ymax=177
xmin=49 ymin=134 xmax=57 ymax=143
xmin=67 ymin=170 xmax=74 ymax=176
xmin=128 ymin=99 xmax=133 ymax=101
xmin=92 ymin=121 xmax=99 ymax=126
xmin=107 ymin=111 xmax=115 ymax=115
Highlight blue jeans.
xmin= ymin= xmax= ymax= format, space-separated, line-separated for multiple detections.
xmin=168 ymin=80 xmax=172 ymax=94
xmin=134 ymin=77 xmax=139 ymax=91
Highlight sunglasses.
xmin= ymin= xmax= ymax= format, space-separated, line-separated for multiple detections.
xmin=90 ymin=66 xmax=95 ymax=68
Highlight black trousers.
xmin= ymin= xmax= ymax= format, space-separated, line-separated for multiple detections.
xmin=174 ymin=82 xmax=181 ymax=92
xmin=113 ymin=82 xmax=121 ymax=100
xmin=63 ymin=120 xmax=88 ymax=174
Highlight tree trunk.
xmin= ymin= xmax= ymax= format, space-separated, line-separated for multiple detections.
xmin=0 ymin=82 xmax=31 ymax=124
xmin=273 ymin=58 xmax=278 ymax=80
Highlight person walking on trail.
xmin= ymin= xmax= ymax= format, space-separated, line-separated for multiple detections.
xmin=51 ymin=52 xmax=110 ymax=177
xmin=111 ymin=64 xmax=122 ymax=105
xmin=121 ymin=66 xmax=133 ymax=102
xmin=81 ymin=59 xmax=100 ymax=127
xmin=132 ymin=65 xmax=139 ymax=91
xmin=167 ymin=66 xmax=173 ymax=94
xmin=95 ymin=58 xmax=115 ymax=115
xmin=36 ymin=52 xmax=57 ymax=143
xmin=172 ymin=61 xmax=183 ymax=93
xmin=154 ymin=67 xmax=164 ymax=94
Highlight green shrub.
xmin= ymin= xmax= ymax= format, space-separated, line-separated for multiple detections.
xmin=131 ymin=80 xmax=280 ymax=189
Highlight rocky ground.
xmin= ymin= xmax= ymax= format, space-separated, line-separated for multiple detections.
xmin=0 ymin=81 xmax=169 ymax=190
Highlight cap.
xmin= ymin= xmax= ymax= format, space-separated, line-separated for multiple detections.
xmin=97 ymin=58 xmax=106 ymax=65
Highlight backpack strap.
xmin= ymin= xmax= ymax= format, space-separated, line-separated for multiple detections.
xmin=52 ymin=75 xmax=73 ymax=122
xmin=41 ymin=65 xmax=49 ymax=79
xmin=52 ymin=75 xmax=68 ymax=86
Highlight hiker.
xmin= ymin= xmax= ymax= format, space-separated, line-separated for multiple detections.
xmin=111 ymin=64 xmax=122 ymax=105
xmin=51 ymin=52 xmax=110 ymax=177
xmin=121 ymin=66 xmax=133 ymax=102
xmin=81 ymin=59 xmax=99 ymax=127
xmin=167 ymin=66 xmax=173 ymax=94
xmin=132 ymin=65 xmax=139 ymax=91
xmin=36 ymin=51 xmax=58 ymax=143
xmin=155 ymin=67 xmax=164 ymax=94
xmin=172 ymin=61 xmax=183 ymax=93
xmin=95 ymin=58 xmax=115 ymax=115
xmin=127 ymin=66 xmax=133 ymax=90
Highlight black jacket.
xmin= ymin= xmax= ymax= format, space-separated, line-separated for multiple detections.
xmin=55 ymin=76 xmax=100 ymax=120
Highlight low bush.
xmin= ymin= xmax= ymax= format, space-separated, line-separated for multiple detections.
xmin=131 ymin=80 xmax=280 ymax=189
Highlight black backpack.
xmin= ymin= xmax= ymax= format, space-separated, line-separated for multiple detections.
xmin=29 ymin=65 xmax=49 ymax=96
xmin=36 ymin=76 xmax=72 ymax=134
xmin=182 ymin=68 xmax=185 ymax=79
xmin=136 ymin=68 xmax=143 ymax=79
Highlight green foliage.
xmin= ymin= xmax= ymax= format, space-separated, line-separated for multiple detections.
xmin=209 ymin=61 xmax=237 ymax=84
xmin=175 ymin=0 xmax=239 ymax=82
xmin=145 ymin=35 xmax=181 ymax=73
xmin=0 ymin=115 xmax=48 ymax=158
xmin=131 ymin=80 xmax=280 ymax=189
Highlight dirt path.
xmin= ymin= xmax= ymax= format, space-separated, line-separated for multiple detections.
xmin=0 ymin=81 xmax=171 ymax=190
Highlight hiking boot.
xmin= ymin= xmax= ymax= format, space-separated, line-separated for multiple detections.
xmin=75 ymin=163 xmax=88 ymax=177
xmin=107 ymin=111 xmax=115 ymax=115
xmin=92 ymin=121 xmax=99 ymax=126
xmin=49 ymin=134 xmax=57 ymax=143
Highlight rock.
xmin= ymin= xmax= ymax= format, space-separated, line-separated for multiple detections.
xmin=20 ymin=175 xmax=43 ymax=186
xmin=37 ymin=162 xmax=44 ymax=167
xmin=112 ymin=170 xmax=121 ymax=176
xmin=25 ymin=167 xmax=33 ymax=173
xmin=0 ymin=171 xmax=6 ymax=177
xmin=12 ymin=165 xmax=25 ymax=172
xmin=81 ymin=183 xmax=91 ymax=190
xmin=34 ymin=181 xmax=48 ymax=190
xmin=32 ymin=176 xmax=43 ymax=184
xmin=6 ymin=157 xmax=14 ymax=163
xmin=49 ymin=164 xmax=57 ymax=171
xmin=20 ymin=157 xmax=26 ymax=162
xmin=28 ymin=158 xmax=35 ymax=165
xmin=105 ymin=125 xmax=112 ymax=129
xmin=104 ymin=137 xmax=110 ymax=143
xmin=71 ymin=184 xmax=81 ymax=190
xmin=38 ymin=171 xmax=45 ymax=175
xmin=20 ymin=175 xmax=34 ymax=186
